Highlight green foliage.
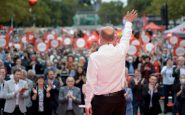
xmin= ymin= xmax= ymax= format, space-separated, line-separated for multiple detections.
xmin=145 ymin=0 xmax=185 ymax=20
xmin=97 ymin=1 xmax=125 ymax=25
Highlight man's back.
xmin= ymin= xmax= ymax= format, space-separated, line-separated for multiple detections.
xmin=90 ymin=44 xmax=126 ymax=95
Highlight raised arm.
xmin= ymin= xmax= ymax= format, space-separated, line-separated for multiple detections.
xmin=118 ymin=10 xmax=138 ymax=54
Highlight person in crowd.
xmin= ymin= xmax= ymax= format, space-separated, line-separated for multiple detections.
xmin=176 ymin=74 xmax=185 ymax=115
xmin=20 ymin=70 xmax=34 ymax=115
xmin=27 ymin=69 xmax=36 ymax=83
xmin=4 ymin=54 xmax=13 ymax=75
xmin=160 ymin=58 xmax=175 ymax=113
xmin=126 ymin=56 xmax=139 ymax=75
xmin=11 ymin=58 xmax=25 ymax=74
xmin=75 ymin=66 xmax=86 ymax=104
xmin=44 ymin=60 xmax=57 ymax=76
xmin=0 ymin=67 xmax=10 ymax=81
xmin=85 ymin=10 xmax=137 ymax=115
xmin=130 ymin=69 xmax=146 ymax=115
xmin=0 ymin=48 xmax=6 ymax=62
xmin=172 ymin=56 xmax=185 ymax=115
xmin=124 ymin=81 xmax=133 ymax=115
xmin=27 ymin=55 xmax=43 ymax=75
xmin=66 ymin=55 xmax=76 ymax=77
xmin=3 ymin=68 xmax=29 ymax=115
xmin=152 ymin=56 xmax=161 ymax=74
xmin=140 ymin=55 xmax=155 ymax=82
xmin=0 ymin=60 xmax=4 ymax=68
xmin=45 ymin=70 xmax=60 ymax=115
xmin=31 ymin=76 xmax=52 ymax=115
xmin=21 ymin=51 xmax=30 ymax=69
xmin=58 ymin=77 xmax=83 ymax=115
xmin=0 ymin=67 xmax=9 ymax=115
xmin=142 ymin=74 xmax=161 ymax=115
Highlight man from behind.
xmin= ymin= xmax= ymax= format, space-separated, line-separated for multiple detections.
xmin=85 ymin=10 xmax=138 ymax=115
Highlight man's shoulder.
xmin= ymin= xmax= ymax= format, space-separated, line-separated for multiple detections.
xmin=20 ymin=79 xmax=27 ymax=84
xmin=89 ymin=51 xmax=98 ymax=58
xmin=73 ymin=86 xmax=80 ymax=91
xmin=5 ymin=79 xmax=12 ymax=84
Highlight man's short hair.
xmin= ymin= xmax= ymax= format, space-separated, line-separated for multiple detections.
xmin=13 ymin=68 xmax=22 ymax=74
xmin=100 ymin=26 xmax=115 ymax=41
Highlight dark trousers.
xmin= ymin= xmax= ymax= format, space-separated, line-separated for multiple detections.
xmin=133 ymin=101 xmax=143 ymax=115
xmin=0 ymin=108 xmax=3 ymax=115
xmin=65 ymin=110 xmax=75 ymax=115
xmin=143 ymin=107 xmax=158 ymax=115
xmin=92 ymin=90 xmax=125 ymax=115
xmin=4 ymin=106 xmax=24 ymax=115
xmin=163 ymin=84 xmax=174 ymax=112
xmin=26 ymin=107 xmax=32 ymax=115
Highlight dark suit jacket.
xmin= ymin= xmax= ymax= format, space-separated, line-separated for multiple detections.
xmin=130 ymin=78 xmax=147 ymax=103
xmin=4 ymin=61 xmax=13 ymax=75
xmin=142 ymin=84 xmax=161 ymax=115
xmin=177 ymin=86 xmax=185 ymax=115
xmin=31 ymin=86 xmax=52 ymax=115
xmin=57 ymin=86 xmax=83 ymax=115
xmin=140 ymin=62 xmax=155 ymax=81
xmin=27 ymin=63 xmax=44 ymax=75
xmin=45 ymin=79 xmax=60 ymax=112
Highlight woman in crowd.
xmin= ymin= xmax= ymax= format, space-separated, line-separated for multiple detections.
xmin=130 ymin=69 xmax=146 ymax=115
xmin=75 ymin=66 xmax=86 ymax=104
xmin=31 ymin=76 xmax=52 ymax=115
xmin=160 ymin=58 xmax=175 ymax=113
xmin=142 ymin=74 xmax=161 ymax=115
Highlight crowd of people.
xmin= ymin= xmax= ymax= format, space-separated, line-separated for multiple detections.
xmin=0 ymin=26 xmax=184 ymax=115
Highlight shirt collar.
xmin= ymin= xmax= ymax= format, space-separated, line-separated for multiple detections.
xmin=12 ymin=78 xmax=19 ymax=84
xmin=98 ymin=44 xmax=114 ymax=51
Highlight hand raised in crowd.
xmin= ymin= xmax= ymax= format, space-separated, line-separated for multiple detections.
xmin=46 ymin=84 xmax=52 ymax=93
xmin=141 ymin=78 xmax=145 ymax=85
xmin=154 ymin=83 xmax=159 ymax=92
xmin=124 ymin=9 xmax=138 ymax=22
xmin=32 ymin=88 xmax=37 ymax=94
xmin=48 ymin=80 xmax=54 ymax=88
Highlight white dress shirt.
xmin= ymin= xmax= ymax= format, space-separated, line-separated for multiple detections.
xmin=15 ymin=83 xmax=20 ymax=105
xmin=85 ymin=21 xmax=132 ymax=108
xmin=0 ymin=83 xmax=4 ymax=98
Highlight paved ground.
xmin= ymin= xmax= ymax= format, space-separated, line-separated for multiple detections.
xmin=159 ymin=100 xmax=172 ymax=115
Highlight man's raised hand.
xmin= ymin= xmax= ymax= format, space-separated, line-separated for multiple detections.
xmin=124 ymin=9 xmax=138 ymax=22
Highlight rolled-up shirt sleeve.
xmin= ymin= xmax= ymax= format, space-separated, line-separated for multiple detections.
xmin=118 ymin=21 xmax=132 ymax=54
xmin=85 ymin=55 xmax=98 ymax=108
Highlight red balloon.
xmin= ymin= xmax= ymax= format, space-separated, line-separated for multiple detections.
xmin=28 ymin=0 xmax=38 ymax=7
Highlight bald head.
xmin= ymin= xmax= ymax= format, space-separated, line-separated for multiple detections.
xmin=100 ymin=26 xmax=115 ymax=41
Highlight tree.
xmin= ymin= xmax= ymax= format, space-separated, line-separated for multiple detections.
xmin=146 ymin=0 xmax=185 ymax=20
xmin=97 ymin=1 xmax=125 ymax=25
xmin=126 ymin=0 xmax=152 ymax=16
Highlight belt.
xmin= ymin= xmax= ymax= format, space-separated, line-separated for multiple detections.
xmin=96 ymin=90 xmax=123 ymax=97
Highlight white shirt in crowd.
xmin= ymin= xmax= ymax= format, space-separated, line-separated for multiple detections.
xmin=180 ymin=66 xmax=185 ymax=75
xmin=15 ymin=82 xmax=20 ymax=105
xmin=161 ymin=66 xmax=175 ymax=85
xmin=0 ymin=83 xmax=4 ymax=98
xmin=85 ymin=21 xmax=132 ymax=108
